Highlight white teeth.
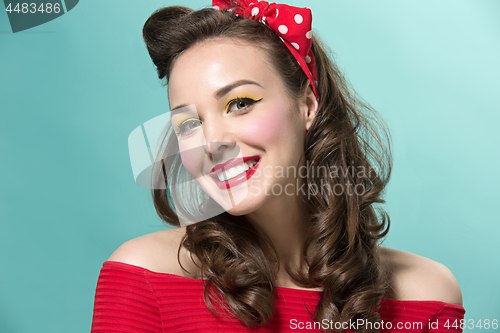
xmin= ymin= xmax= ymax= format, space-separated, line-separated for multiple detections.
xmin=215 ymin=158 xmax=259 ymax=181
xmin=228 ymin=168 xmax=238 ymax=178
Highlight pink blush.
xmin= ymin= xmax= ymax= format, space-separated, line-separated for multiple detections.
xmin=239 ymin=107 xmax=291 ymax=145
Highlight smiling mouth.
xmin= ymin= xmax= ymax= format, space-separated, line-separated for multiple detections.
xmin=209 ymin=156 xmax=261 ymax=189
xmin=216 ymin=159 xmax=258 ymax=181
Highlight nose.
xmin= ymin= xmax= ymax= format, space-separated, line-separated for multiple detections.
xmin=205 ymin=141 xmax=235 ymax=155
xmin=201 ymin=118 xmax=237 ymax=156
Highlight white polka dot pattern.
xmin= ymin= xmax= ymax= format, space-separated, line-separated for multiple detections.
xmin=251 ymin=7 xmax=259 ymax=16
xmin=294 ymin=14 xmax=303 ymax=24
xmin=291 ymin=42 xmax=299 ymax=50
xmin=278 ymin=25 xmax=288 ymax=34
xmin=278 ymin=24 xmax=288 ymax=35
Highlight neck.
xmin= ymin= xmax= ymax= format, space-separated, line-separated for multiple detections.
xmin=246 ymin=191 xmax=309 ymax=287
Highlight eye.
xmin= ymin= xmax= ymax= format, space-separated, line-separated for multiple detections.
xmin=227 ymin=97 xmax=262 ymax=114
xmin=176 ymin=118 xmax=202 ymax=136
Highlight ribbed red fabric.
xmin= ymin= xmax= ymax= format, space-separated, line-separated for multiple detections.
xmin=91 ymin=261 xmax=465 ymax=332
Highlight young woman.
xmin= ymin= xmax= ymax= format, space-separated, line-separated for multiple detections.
xmin=91 ymin=1 xmax=464 ymax=332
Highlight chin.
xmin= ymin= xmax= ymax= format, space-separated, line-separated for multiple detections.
xmin=221 ymin=190 xmax=267 ymax=216
xmin=196 ymin=169 xmax=276 ymax=218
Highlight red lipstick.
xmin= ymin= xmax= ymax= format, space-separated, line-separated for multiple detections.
xmin=210 ymin=155 xmax=261 ymax=189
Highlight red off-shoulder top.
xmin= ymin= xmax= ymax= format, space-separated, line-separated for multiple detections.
xmin=90 ymin=261 xmax=465 ymax=332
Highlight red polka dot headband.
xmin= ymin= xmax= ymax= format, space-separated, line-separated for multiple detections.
xmin=212 ymin=0 xmax=319 ymax=100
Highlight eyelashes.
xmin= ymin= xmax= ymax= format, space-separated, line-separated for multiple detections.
xmin=175 ymin=97 xmax=263 ymax=137
xmin=227 ymin=97 xmax=263 ymax=114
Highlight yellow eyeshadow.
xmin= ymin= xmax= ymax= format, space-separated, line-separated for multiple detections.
xmin=172 ymin=116 xmax=200 ymax=133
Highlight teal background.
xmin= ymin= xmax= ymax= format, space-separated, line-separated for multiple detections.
xmin=1 ymin=0 xmax=498 ymax=331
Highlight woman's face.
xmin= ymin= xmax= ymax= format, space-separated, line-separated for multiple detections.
xmin=168 ymin=38 xmax=313 ymax=216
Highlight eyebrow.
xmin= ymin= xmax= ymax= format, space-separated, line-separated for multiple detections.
xmin=170 ymin=79 xmax=263 ymax=112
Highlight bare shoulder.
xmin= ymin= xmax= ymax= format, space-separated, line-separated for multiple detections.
xmin=378 ymin=246 xmax=463 ymax=306
xmin=107 ymin=226 xmax=199 ymax=277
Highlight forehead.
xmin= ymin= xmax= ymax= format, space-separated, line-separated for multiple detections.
xmin=168 ymin=38 xmax=281 ymax=104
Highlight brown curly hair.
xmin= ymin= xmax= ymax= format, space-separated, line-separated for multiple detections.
xmin=143 ymin=4 xmax=392 ymax=332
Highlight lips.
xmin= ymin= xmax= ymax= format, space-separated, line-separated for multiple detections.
xmin=210 ymin=155 xmax=261 ymax=189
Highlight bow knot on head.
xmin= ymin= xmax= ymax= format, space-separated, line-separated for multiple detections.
xmin=212 ymin=0 xmax=319 ymax=100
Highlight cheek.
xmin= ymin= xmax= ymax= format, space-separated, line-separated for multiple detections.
xmin=180 ymin=150 xmax=200 ymax=175
xmin=178 ymin=137 xmax=205 ymax=177
xmin=240 ymin=107 xmax=293 ymax=146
